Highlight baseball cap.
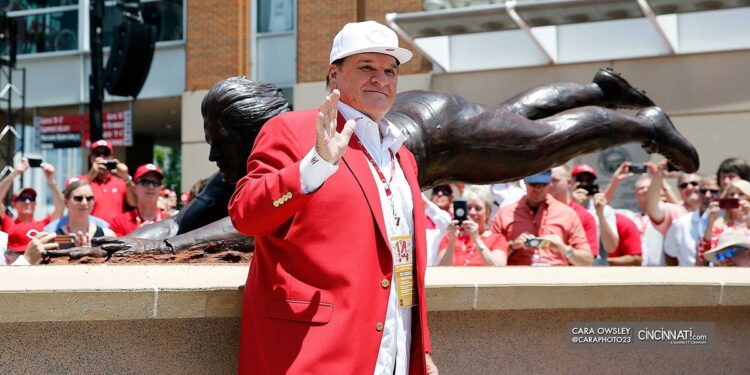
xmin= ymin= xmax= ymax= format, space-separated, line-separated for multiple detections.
xmin=133 ymin=163 xmax=164 ymax=182
xmin=90 ymin=140 xmax=114 ymax=154
xmin=12 ymin=187 xmax=37 ymax=202
xmin=524 ymin=170 xmax=552 ymax=185
xmin=571 ymin=164 xmax=597 ymax=178
xmin=329 ymin=21 xmax=412 ymax=65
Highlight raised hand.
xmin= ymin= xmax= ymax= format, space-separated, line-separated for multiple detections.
xmin=315 ymin=89 xmax=356 ymax=164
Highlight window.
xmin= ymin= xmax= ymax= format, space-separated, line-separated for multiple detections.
xmin=253 ymin=0 xmax=296 ymax=105
xmin=0 ymin=3 xmax=79 ymax=55
xmin=103 ymin=0 xmax=184 ymax=47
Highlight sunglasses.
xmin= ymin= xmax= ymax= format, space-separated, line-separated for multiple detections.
xmin=432 ymin=187 xmax=452 ymax=197
xmin=715 ymin=246 xmax=748 ymax=263
xmin=678 ymin=181 xmax=700 ymax=189
xmin=137 ymin=178 xmax=163 ymax=187
xmin=699 ymin=188 xmax=720 ymax=196
xmin=17 ymin=195 xmax=35 ymax=202
xmin=71 ymin=195 xmax=95 ymax=202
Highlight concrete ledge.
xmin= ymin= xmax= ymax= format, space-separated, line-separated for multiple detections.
xmin=2 ymin=266 xmax=750 ymax=323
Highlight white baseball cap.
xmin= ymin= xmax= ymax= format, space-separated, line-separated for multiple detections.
xmin=329 ymin=21 xmax=413 ymax=65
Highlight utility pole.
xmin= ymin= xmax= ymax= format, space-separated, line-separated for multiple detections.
xmin=89 ymin=0 xmax=104 ymax=142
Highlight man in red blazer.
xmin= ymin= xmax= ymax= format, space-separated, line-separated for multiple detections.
xmin=228 ymin=21 xmax=437 ymax=374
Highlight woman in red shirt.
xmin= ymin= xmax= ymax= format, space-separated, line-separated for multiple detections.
xmin=438 ymin=185 xmax=506 ymax=266
xmin=697 ymin=179 xmax=750 ymax=264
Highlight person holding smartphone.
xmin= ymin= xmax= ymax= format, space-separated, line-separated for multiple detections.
xmin=77 ymin=140 xmax=137 ymax=224
xmin=696 ymin=179 xmax=750 ymax=265
xmin=438 ymin=185 xmax=506 ymax=266
xmin=54 ymin=179 xmax=115 ymax=247
xmin=491 ymin=170 xmax=594 ymax=266
xmin=0 ymin=157 xmax=65 ymax=264
xmin=570 ymin=164 xmax=619 ymax=262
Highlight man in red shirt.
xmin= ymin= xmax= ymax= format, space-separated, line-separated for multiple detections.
xmin=0 ymin=158 xmax=66 ymax=264
xmin=550 ymin=165 xmax=599 ymax=257
xmin=78 ymin=140 xmax=136 ymax=224
xmin=609 ymin=213 xmax=643 ymax=266
xmin=109 ymin=164 xmax=167 ymax=236
xmin=491 ymin=170 xmax=594 ymax=266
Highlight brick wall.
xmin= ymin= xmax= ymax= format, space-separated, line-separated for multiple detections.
xmin=185 ymin=0 xmax=249 ymax=91
xmin=297 ymin=0 xmax=431 ymax=83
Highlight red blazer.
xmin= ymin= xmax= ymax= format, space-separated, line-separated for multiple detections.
xmin=229 ymin=109 xmax=431 ymax=374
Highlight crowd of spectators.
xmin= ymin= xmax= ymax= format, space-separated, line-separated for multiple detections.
xmin=2 ymin=140 xmax=185 ymax=265
xmin=427 ymin=156 xmax=750 ymax=268
xmin=3 ymin=138 xmax=750 ymax=268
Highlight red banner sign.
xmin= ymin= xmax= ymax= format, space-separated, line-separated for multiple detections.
xmin=36 ymin=111 xmax=133 ymax=149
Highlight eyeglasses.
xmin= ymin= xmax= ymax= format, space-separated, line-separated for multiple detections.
xmin=699 ymin=188 xmax=720 ymax=196
xmin=678 ymin=181 xmax=700 ymax=189
xmin=17 ymin=195 xmax=35 ymax=202
xmin=71 ymin=195 xmax=95 ymax=202
xmin=137 ymin=178 xmax=162 ymax=187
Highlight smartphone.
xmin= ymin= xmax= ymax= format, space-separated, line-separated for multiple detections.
xmin=55 ymin=234 xmax=75 ymax=249
xmin=719 ymin=198 xmax=740 ymax=209
xmin=524 ymin=237 xmax=546 ymax=248
xmin=453 ymin=199 xmax=468 ymax=224
xmin=582 ymin=184 xmax=600 ymax=196
xmin=628 ymin=164 xmax=648 ymax=174
xmin=104 ymin=160 xmax=118 ymax=170
xmin=27 ymin=157 xmax=43 ymax=168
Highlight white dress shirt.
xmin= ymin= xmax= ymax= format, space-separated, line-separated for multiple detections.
xmin=299 ymin=102 xmax=414 ymax=375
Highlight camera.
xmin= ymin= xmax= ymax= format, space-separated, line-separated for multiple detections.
xmin=524 ymin=237 xmax=546 ymax=248
xmin=581 ymin=184 xmax=600 ymax=196
xmin=627 ymin=164 xmax=648 ymax=174
xmin=55 ymin=234 xmax=75 ymax=249
xmin=27 ymin=157 xmax=43 ymax=168
xmin=719 ymin=198 xmax=740 ymax=209
xmin=104 ymin=160 xmax=118 ymax=170
xmin=453 ymin=199 xmax=468 ymax=224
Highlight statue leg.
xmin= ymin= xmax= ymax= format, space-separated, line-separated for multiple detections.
xmin=424 ymin=106 xmax=697 ymax=186
xmin=498 ymin=68 xmax=654 ymax=120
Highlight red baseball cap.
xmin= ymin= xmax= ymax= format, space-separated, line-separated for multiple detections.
xmin=134 ymin=163 xmax=164 ymax=182
xmin=90 ymin=139 xmax=114 ymax=154
xmin=571 ymin=164 xmax=597 ymax=178
xmin=11 ymin=187 xmax=37 ymax=202
xmin=161 ymin=188 xmax=172 ymax=197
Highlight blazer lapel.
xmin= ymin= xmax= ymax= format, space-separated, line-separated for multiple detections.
xmin=338 ymin=115 xmax=390 ymax=248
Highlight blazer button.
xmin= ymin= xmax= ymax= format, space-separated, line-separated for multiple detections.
xmin=381 ymin=279 xmax=389 ymax=288
xmin=376 ymin=322 xmax=384 ymax=331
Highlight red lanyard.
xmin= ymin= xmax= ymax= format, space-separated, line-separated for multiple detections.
xmin=355 ymin=138 xmax=395 ymax=197
xmin=354 ymin=136 xmax=401 ymax=226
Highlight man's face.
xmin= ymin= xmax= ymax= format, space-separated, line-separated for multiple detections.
xmin=634 ymin=179 xmax=651 ymax=208
xmin=572 ymin=173 xmax=596 ymax=190
xmin=526 ymin=182 xmax=551 ymax=207
xmin=328 ymin=53 xmax=398 ymax=123
xmin=204 ymin=120 xmax=254 ymax=185
xmin=13 ymin=195 xmax=35 ymax=216
xmin=699 ymin=180 xmax=720 ymax=209
xmin=677 ymin=174 xmax=701 ymax=205
xmin=549 ymin=168 xmax=569 ymax=199
xmin=134 ymin=172 xmax=163 ymax=203
xmin=90 ymin=146 xmax=113 ymax=174
xmin=719 ymin=171 xmax=740 ymax=190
